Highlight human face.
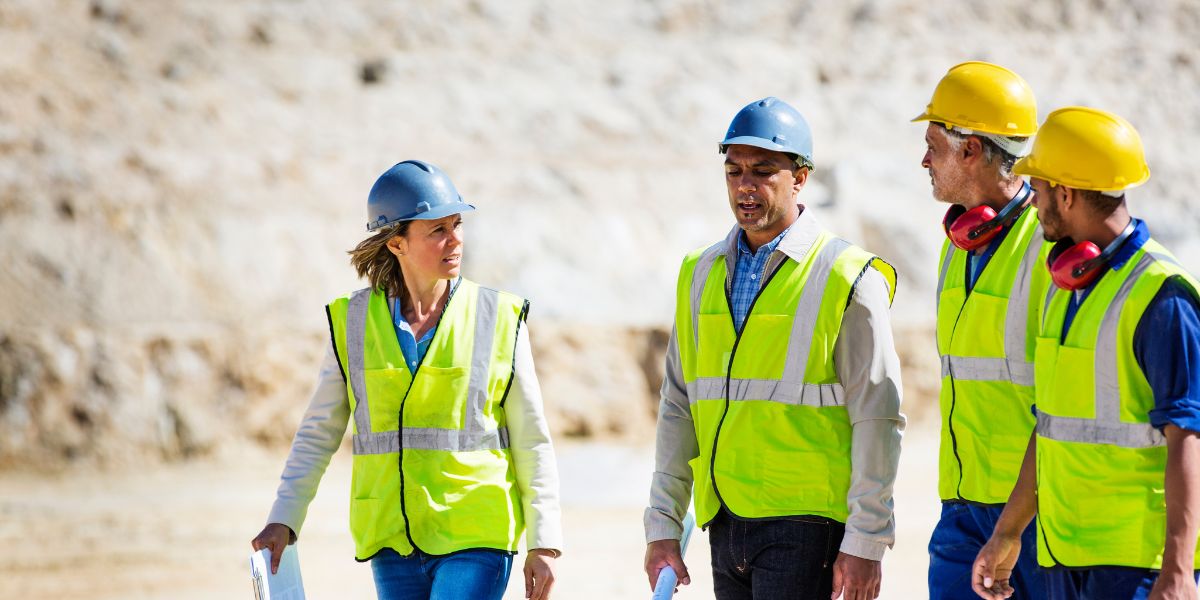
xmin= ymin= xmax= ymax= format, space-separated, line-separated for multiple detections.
xmin=388 ymin=214 xmax=465 ymax=282
xmin=921 ymin=124 xmax=974 ymax=206
xmin=724 ymin=144 xmax=804 ymax=240
xmin=1030 ymin=178 xmax=1067 ymax=242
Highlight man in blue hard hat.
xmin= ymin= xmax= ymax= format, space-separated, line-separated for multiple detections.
xmin=644 ymin=97 xmax=906 ymax=600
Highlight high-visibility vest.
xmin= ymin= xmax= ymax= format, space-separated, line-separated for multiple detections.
xmin=1035 ymin=238 xmax=1200 ymax=569
xmin=675 ymin=230 xmax=896 ymax=527
xmin=935 ymin=207 xmax=1052 ymax=503
xmin=326 ymin=279 xmax=528 ymax=559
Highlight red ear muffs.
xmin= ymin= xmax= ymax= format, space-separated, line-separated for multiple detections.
xmin=943 ymin=204 xmax=1001 ymax=251
xmin=1047 ymin=239 xmax=1103 ymax=291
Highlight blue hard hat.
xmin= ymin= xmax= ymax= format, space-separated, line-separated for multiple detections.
xmin=365 ymin=160 xmax=475 ymax=232
xmin=719 ymin=97 xmax=815 ymax=169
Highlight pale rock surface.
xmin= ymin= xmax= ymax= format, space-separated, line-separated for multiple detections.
xmin=1 ymin=0 xmax=1197 ymax=464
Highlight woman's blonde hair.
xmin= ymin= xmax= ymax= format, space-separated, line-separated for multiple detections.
xmin=347 ymin=221 xmax=411 ymax=299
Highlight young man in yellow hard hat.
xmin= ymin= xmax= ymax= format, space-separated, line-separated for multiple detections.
xmin=913 ymin=61 xmax=1049 ymax=600
xmin=972 ymin=107 xmax=1200 ymax=599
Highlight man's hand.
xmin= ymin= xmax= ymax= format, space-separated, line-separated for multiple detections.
xmin=644 ymin=539 xmax=691 ymax=592
xmin=971 ymin=533 xmax=1020 ymax=599
xmin=830 ymin=552 xmax=881 ymax=600
xmin=1148 ymin=567 xmax=1200 ymax=600
xmin=250 ymin=523 xmax=294 ymax=575
xmin=523 ymin=548 xmax=557 ymax=600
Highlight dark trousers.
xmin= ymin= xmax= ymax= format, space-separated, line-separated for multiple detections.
xmin=708 ymin=508 xmax=845 ymax=600
xmin=928 ymin=502 xmax=1043 ymax=599
xmin=1044 ymin=566 xmax=1200 ymax=599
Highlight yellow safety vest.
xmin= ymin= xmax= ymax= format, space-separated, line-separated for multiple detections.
xmin=935 ymin=207 xmax=1052 ymax=503
xmin=1036 ymin=238 xmax=1200 ymax=568
xmin=326 ymin=279 xmax=527 ymax=559
xmin=675 ymin=230 xmax=896 ymax=527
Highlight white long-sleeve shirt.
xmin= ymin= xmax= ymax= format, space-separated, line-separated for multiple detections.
xmin=266 ymin=322 xmax=564 ymax=555
xmin=645 ymin=210 xmax=906 ymax=561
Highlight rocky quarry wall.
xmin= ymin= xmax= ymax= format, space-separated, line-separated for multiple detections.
xmin=2 ymin=0 xmax=1197 ymax=467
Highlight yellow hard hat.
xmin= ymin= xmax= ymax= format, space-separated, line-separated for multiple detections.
xmin=913 ymin=61 xmax=1038 ymax=137
xmin=1013 ymin=107 xmax=1151 ymax=192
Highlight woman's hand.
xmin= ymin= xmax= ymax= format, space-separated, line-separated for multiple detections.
xmin=250 ymin=523 xmax=294 ymax=574
xmin=523 ymin=548 xmax=558 ymax=600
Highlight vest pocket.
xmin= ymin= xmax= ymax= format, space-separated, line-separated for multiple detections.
xmin=1033 ymin=336 xmax=1059 ymax=406
xmin=404 ymin=366 xmax=470 ymax=429
xmin=1048 ymin=345 xmax=1097 ymax=419
xmin=736 ymin=314 xmax=791 ymax=375
xmin=364 ymin=367 xmax=411 ymax=433
xmin=696 ymin=314 xmax=736 ymax=377
xmin=757 ymin=451 xmax=835 ymax=514
xmin=350 ymin=497 xmax=380 ymax=549
xmin=984 ymin=441 xmax=1026 ymax=500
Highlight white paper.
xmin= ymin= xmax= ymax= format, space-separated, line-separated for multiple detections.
xmin=650 ymin=512 xmax=696 ymax=599
xmin=249 ymin=546 xmax=306 ymax=600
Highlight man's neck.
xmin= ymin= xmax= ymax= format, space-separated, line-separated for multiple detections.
xmin=1073 ymin=206 xmax=1133 ymax=250
xmin=979 ymin=177 xmax=1026 ymax=213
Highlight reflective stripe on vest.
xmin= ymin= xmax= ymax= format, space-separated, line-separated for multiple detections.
xmin=1036 ymin=251 xmax=1171 ymax=449
xmin=677 ymin=230 xmax=895 ymax=526
xmin=345 ymin=285 xmax=510 ymax=454
xmin=1034 ymin=240 xmax=1200 ymax=569
xmin=934 ymin=206 xmax=1047 ymax=504
xmin=936 ymin=220 xmax=1043 ymax=388
xmin=328 ymin=279 xmax=527 ymax=559
xmin=686 ymin=237 xmax=852 ymax=406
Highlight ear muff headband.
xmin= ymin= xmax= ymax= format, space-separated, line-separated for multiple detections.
xmin=1047 ymin=219 xmax=1137 ymax=291
xmin=943 ymin=182 xmax=1032 ymax=251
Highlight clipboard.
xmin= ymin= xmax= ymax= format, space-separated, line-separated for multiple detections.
xmin=249 ymin=545 xmax=306 ymax=600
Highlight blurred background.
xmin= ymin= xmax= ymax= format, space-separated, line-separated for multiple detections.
xmin=1 ymin=0 xmax=1197 ymax=597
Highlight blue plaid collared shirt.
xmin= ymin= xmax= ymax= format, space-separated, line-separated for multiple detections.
xmin=731 ymin=227 xmax=791 ymax=332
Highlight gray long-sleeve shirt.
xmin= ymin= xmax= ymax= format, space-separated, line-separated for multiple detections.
xmin=644 ymin=208 xmax=906 ymax=561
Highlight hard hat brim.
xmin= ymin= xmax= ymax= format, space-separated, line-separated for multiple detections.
xmin=404 ymin=201 xmax=476 ymax=221
xmin=719 ymin=137 xmax=813 ymax=168
xmin=912 ymin=111 xmax=1038 ymax=137
xmin=366 ymin=202 xmax=476 ymax=232
xmin=911 ymin=111 xmax=936 ymax=124
xmin=1013 ymin=158 xmax=1151 ymax=193
xmin=720 ymin=136 xmax=794 ymax=156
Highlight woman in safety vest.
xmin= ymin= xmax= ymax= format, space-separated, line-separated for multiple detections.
xmin=251 ymin=160 xmax=563 ymax=600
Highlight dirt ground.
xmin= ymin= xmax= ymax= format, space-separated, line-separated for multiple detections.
xmin=0 ymin=423 xmax=940 ymax=599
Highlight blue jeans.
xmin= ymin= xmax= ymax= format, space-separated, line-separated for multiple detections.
xmin=1044 ymin=566 xmax=1200 ymax=599
xmin=370 ymin=548 xmax=513 ymax=600
xmin=928 ymin=502 xmax=1043 ymax=600
xmin=708 ymin=509 xmax=845 ymax=600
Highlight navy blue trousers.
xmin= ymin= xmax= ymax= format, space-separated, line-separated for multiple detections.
xmin=928 ymin=502 xmax=1043 ymax=599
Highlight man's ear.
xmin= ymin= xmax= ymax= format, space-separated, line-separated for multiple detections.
xmin=793 ymin=166 xmax=809 ymax=195
xmin=962 ymin=135 xmax=984 ymax=163
xmin=1059 ymin=185 xmax=1075 ymax=212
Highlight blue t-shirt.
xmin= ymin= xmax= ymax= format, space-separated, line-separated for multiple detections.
xmin=1058 ymin=219 xmax=1200 ymax=433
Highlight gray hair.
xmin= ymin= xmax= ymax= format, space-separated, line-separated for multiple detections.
xmin=937 ymin=126 xmax=1027 ymax=181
